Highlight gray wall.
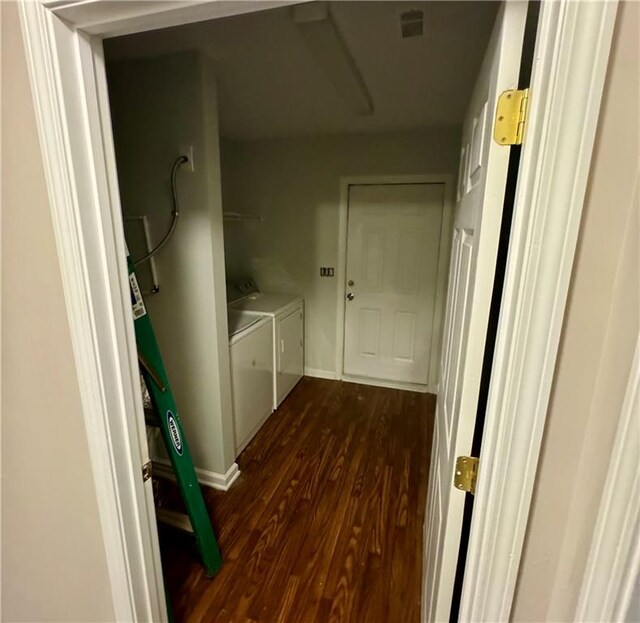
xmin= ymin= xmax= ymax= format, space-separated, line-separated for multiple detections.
xmin=1 ymin=2 xmax=115 ymax=620
xmin=107 ymin=51 xmax=236 ymax=475
xmin=220 ymin=128 xmax=460 ymax=375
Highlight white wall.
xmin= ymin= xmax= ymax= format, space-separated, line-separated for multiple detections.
xmin=513 ymin=3 xmax=639 ymax=619
xmin=1 ymin=2 xmax=115 ymax=620
xmin=220 ymin=128 xmax=460 ymax=376
xmin=107 ymin=51 xmax=236 ymax=476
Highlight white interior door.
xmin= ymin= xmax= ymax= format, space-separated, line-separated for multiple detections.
xmin=423 ymin=3 xmax=527 ymax=621
xmin=343 ymin=183 xmax=446 ymax=387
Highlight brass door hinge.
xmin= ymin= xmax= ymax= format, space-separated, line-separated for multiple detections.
xmin=454 ymin=456 xmax=479 ymax=494
xmin=142 ymin=461 xmax=153 ymax=482
xmin=494 ymin=88 xmax=529 ymax=146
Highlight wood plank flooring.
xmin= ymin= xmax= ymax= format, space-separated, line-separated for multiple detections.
xmin=159 ymin=377 xmax=435 ymax=623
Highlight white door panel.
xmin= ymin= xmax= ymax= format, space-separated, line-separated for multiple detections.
xmin=343 ymin=183 xmax=446 ymax=386
xmin=275 ymin=306 xmax=304 ymax=408
xmin=443 ymin=229 xmax=475 ymax=455
xmin=423 ymin=3 xmax=528 ymax=621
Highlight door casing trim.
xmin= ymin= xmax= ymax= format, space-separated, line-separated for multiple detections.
xmin=456 ymin=1 xmax=618 ymax=619
xmin=575 ymin=337 xmax=640 ymax=621
xmin=17 ymin=1 xmax=618 ymax=621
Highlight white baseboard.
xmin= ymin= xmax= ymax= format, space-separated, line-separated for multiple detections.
xmin=341 ymin=373 xmax=432 ymax=394
xmin=152 ymin=460 xmax=240 ymax=492
xmin=304 ymin=367 xmax=338 ymax=380
xmin=304 ymin=368 xmax=436 ymax=394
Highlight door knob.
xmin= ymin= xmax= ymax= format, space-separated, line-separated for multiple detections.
xmin=346 ymin=292 xmax=355 ymax=301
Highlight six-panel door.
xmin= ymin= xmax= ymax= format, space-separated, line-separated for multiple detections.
xmin=343 ymin=183 xmax=446 ymax=386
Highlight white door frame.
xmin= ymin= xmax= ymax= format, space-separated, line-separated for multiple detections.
xmin=575 ymin=337 xmax=640 ymax=622
xmin=457 ymin=2 xmax=617 ymax=618
xmin=18 ymin=1 xmax=618 ymax=621
xmin=335 ymin=174 xmax=454 ymax=393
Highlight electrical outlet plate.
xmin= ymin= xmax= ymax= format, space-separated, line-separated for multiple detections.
xmin=180 ymin=144 xmax=195 ymax=172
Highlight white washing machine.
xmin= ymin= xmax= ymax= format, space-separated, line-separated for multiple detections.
xmin=228 ymin=279 xmax=304 ymax=409
xmin=227 ymin=309 xmax=274 ymax=456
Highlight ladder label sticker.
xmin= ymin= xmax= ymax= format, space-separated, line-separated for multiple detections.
xmin=166 ymin=411 xmax=183 ymax=456
xmin=129 ymin=272 xmax=147 ymax=320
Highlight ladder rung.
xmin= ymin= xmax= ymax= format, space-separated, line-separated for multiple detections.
xmin=151 ymin=461 xmax=176 ymax=482
xmin=156 ymin=508 xmax=194 ymax=533
xmin=144 ymin=408 xmax=159 ymax=427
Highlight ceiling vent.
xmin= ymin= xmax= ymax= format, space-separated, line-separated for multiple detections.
xmin=400 ymin=9 xmax=424 ymax=39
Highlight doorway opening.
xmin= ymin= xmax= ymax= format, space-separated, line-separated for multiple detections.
xmin=99 ymin=1 xmax=521 ymax=620
xmin=21 ymin=0 xmax=617 ymax=618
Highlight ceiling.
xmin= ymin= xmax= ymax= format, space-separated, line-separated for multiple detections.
xmin=105 ymin=1 xmax=499 ymax=141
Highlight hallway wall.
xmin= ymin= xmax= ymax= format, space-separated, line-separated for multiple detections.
xmin=1 ymin=3 xmax=115 ymax=620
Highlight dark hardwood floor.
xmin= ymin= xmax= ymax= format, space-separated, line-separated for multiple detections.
xmin=159 ymin=377 xmax=435 ymax=623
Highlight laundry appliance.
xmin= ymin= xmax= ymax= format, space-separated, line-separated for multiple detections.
xmin=227 ymin=308 xmax=273 ymax=455
xmin=228 ymin=278 xmax=304 ymax=410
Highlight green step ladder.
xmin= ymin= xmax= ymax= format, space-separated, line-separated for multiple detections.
xmin=128 ymin=256 xmax=222 ymax=578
